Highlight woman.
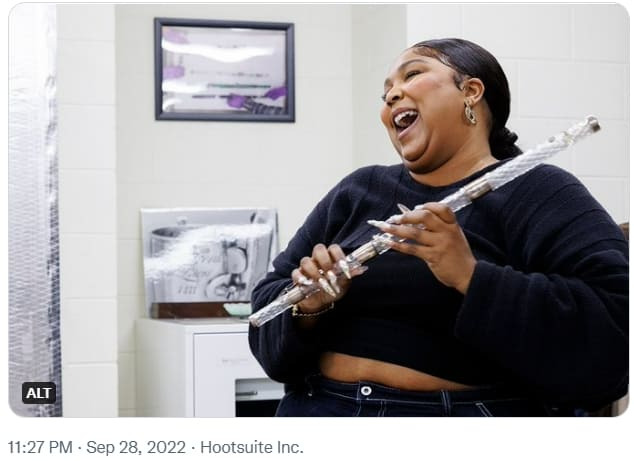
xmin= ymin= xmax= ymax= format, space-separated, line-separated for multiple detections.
xmin=248 ymin=38 xmax=628 ymax=416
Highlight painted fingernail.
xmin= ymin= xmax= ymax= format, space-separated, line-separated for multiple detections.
xmin=386 ymin=214 xmax=403 ymax=224
xmin=337 ymin=259 xmax=352 ymax=279
xmin=326 ymin=270 xmax=341 ymax=294
xmin=367 ymin=219 xmax=390 ymax=230
xmin=298 ymin=275 xmax=313 ymax=286
xmin=397 ymin=203 xmax=411 ymax=213
xmin=318 ymin=278 xmax=337 ymax=297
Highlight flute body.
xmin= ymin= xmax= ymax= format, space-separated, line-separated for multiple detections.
xmin=249 ymin=116 xmax=600 ymax=327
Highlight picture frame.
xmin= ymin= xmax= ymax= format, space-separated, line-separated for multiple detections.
xmin=154 ymin=17 xmax=295 ymax=122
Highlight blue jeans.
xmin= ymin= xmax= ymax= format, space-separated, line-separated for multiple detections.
xmin=275 ymin=374 xmax=551 ymax=417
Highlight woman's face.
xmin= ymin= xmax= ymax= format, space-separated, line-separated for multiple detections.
xmin=380 ymin=48 xmax=468 ymax=174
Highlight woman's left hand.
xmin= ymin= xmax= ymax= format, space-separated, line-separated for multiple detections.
xmin=380 ymin=203 xmax=476 ymax=294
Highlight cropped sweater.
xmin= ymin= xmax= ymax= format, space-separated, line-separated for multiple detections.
xmin=248 ymin=162 xmax=629 ymax=408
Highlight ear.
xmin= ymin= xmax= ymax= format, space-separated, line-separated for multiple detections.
xmin=461 ymin=77 xmax=485 ymax=106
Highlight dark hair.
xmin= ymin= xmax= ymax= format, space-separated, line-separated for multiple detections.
xmin=411 ymin=38 xmax=522 ymax=159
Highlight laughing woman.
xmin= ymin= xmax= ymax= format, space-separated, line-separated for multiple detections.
xmin=248 ymin=38 xmax=628 ymax=416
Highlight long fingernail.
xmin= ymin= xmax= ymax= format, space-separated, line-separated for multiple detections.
xmin=318 ymin=278 xmax=337 ymax=297
xmin=326 ymin=270 xmax=341 ymax=294
xmin=298 ymin=275 xmax=313 ymax=286
xmin=386 ymin=214 xmax=403 ymax=224
xmin=367 ymin=219 xmax=390 ymax=230
xmin=397 ymin=203 xmax=411 ymax=213
xmin=338 ymin=259 xmax=352 ymax=279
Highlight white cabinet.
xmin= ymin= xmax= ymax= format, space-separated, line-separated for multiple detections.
xmin=136 ymin=318 xmax=283 ymax=417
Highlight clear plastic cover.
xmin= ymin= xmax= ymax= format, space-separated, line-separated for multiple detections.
xmin=141 ymin=208 xmax=278 ymax=316
xmin=8 ymin=4 xmax=62 ymax=416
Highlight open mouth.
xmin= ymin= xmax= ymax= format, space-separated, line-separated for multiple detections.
xmin=393 ymin=110 xmax=419 ymax=135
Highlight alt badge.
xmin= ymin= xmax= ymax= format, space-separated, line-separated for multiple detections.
xmin=22 ymin=382 xmax=56 ymax=404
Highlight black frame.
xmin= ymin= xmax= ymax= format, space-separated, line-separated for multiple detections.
xmin=154 ymin=17 xmax=295 ymax=122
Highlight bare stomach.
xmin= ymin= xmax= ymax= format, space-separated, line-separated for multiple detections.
xmin=319 ymin=351 xmax=477 ymax=392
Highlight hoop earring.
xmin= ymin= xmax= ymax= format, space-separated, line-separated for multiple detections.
xmin=464 ymin=101 xmax=477 ymax=125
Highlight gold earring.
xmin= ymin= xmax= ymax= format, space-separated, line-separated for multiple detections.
xmin=464 ymin=101 xmax=477 ymax=125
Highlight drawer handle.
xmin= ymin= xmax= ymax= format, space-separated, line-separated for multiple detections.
xmin=236 ymin=391 xmax=258 ymax=397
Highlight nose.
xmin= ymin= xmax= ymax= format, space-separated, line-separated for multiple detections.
xmin=383 ymin=86 xmax=402 ymax=106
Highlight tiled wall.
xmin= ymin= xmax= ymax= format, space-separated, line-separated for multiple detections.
xmin=57 ymin=4 xmax=118 ymax=416
xmin=351 ymin=5 xmax=408 ymax=168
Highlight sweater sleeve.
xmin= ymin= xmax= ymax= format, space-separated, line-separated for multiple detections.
xmin=456 ymin=166 xmax=628 ymax=408
xmin=248 ymin=170 xmax=361 ymax=383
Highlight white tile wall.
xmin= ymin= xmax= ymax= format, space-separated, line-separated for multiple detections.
xmin=572 ymin=4 xmax=628 ymax=62
xmin=296 ymin=21 xmax=352 ymax=79
xmin=574 ymin=121 xmax=629 ymax=178
xmin=405 ymin=4 xmax=462 ymax=43
xmin=351 ymin=5 xmax=407 ymax=167
xmin=462 ymin=4 xmax=573 ymax=60
xmin=57 ymin=40 xmax=115 ymax=105
xmin=518 ymin=61 xmax=626 ymax=119
xmin=62 ymin=364 xmax=118 ymax=417
xmin=117 ymin=239 xmax=143 ymax=297
xmin=118 ymin=296 xmax=145 ymax=354
xmin=57 ymin=4 xmax=115 ymax=41
xmin=58 ymin=169 xmax=117 ymax=234
xmin=57 ymin=105 xmax=116 ymax=170
xmin=117 ymin=352 xmax=136 ymax=412
xmin=57 ymin=4 xmax=118 ymax=416
xmin=61 ymin=299 xmax=117 ymax=363
xmin=59 ymin=233 xmax=117 ymax=299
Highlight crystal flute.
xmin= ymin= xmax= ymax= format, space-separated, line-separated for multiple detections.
xmin=249 ymin=116 xmax=600 ymax=327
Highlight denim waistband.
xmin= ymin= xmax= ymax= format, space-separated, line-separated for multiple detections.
xmin=306 ymin=374 xmax=524 ymax=405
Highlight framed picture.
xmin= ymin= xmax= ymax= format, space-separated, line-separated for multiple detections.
xmin=154 ymin=17 xmax=295 ymax=122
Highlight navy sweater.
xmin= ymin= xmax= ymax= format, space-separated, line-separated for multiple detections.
xmin=249 ymin=162 xmax=628 ymax=408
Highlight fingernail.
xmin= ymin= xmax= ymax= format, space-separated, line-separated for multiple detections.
xmin=318 ymin=278 xmax=337 ymax=297
xmin=367 ymin=219 xmax=390 ymax=229
xmin=386 ymin=214 xmax=403 ymax=224
xmin=397 ymin=203 xmax=411 ymax=213
xmin=337 ymin=259 xmax=352 ymax=279
xmin=298 ymin=275 xmax=313 ymax=286
xmin=326 ymin=270 xmax=341 ymax=294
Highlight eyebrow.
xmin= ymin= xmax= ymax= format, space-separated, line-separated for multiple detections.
xmin=384 ymin=58 xmax=429 ymax=88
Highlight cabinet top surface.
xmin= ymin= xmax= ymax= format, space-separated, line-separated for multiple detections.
xmin=137 ymin=317 xmax=251 ymax=332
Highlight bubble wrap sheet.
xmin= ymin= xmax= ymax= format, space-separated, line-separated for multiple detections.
xmin=8 ymin=4 xmax=62 ymax=416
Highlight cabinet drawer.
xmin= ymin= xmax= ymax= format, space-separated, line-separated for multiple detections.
xmin=193 ymin=332 xmax=267 ymax=416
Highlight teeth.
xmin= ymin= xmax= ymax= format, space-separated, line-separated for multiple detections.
xmin=393 ymin=110 xmax=418 ymax=128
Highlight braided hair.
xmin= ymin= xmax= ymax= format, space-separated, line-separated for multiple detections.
xmin=411 ymin=38 xmax=522 ymax=159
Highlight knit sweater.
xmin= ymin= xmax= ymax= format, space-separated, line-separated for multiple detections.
xmin=249 ymin=162 xmax=628 ymax=408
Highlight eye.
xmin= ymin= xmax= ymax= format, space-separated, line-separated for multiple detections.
xmin=405 ymin=70 xmax=421 ymax=80
xmin=380 ymin=93 xmax=387 ymax=102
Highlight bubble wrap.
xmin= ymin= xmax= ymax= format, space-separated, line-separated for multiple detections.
xmin=8 ymin=4 xmax=62 ymax=417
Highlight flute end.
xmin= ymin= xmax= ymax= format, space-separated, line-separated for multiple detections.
xmin=586 ymin=115 xmax=601 ymax=132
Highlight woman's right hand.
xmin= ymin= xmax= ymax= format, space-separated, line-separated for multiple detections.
xmin=291 ymin=243 xmax=352 ymax=314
